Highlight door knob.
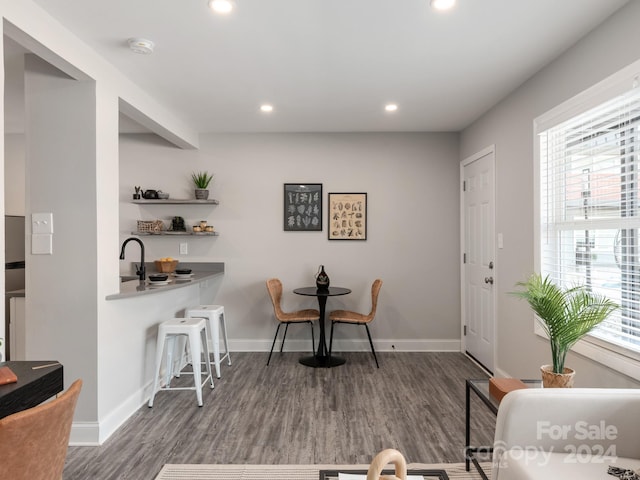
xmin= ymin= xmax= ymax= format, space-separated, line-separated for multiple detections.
xmin=484 ymin=277 xmax=494 ymax=284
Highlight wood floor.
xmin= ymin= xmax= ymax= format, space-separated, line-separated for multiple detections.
xmin=63 ymin=352 xmax=495 ymax=479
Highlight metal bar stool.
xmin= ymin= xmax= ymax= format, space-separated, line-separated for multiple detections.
xmin=186 ymin=305 xmax=231 ymax=378
xmin=148 ymin=318 xmax=214 ymax=407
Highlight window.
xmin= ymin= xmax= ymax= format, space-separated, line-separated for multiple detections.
xmin=535 ymin=61 xmax=640 ymax=379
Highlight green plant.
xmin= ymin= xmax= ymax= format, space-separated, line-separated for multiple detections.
xmin=191 ymin=171 xmax=214 ymax=189
xmin=512 ymin=273 xmax=618 ymax=374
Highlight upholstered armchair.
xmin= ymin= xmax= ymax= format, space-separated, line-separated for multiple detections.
xmin=492 ymin=388 xmax=640 ymax=480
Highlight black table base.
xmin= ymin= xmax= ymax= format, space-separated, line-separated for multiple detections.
xmin=299 ymin=354 xmax=346 ymax=368
xmin=293 ymin=286 xmax=352 ymax=368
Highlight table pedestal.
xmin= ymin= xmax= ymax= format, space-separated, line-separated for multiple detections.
xmin=293 ymin=287 xmax=351 ymax=368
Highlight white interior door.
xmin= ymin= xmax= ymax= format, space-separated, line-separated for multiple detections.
xmin=462 ymin=147 xmax=495 ymax=373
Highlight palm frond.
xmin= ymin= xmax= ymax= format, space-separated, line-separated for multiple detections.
xmin=512 ymin=273 xmax=618 ymax=373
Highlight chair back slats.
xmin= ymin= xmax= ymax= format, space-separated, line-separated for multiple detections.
xmin=266 ymin=278 xmax=285 ymax=320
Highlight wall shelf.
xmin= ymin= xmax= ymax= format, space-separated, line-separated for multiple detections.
xmin=132 ymin=199 xmax=219 ymax=205
xmin=131 ymin=231 xmax=219 ymax=236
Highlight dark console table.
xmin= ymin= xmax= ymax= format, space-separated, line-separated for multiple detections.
xmin=0 ymin=361 xmax=64 ymax=419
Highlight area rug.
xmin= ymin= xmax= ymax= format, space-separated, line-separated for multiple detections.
xmin=154 ymin=462 xmax=491 ymax=479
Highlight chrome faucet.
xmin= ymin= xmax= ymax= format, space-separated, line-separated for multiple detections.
xmin=119 ymin=237 xmax=146 ymax=282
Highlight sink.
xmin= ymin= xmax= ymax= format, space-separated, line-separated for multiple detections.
xmin=120 ymin=275 xmax=139 ymax=283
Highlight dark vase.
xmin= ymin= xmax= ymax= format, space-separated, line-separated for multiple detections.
xmin=316 ymin=265 xmax=330 ymax=290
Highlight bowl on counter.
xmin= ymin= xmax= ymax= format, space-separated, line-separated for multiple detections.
xmin=157 ymin=191 xmax=170 ymax=199
xmin=175 ymin=268 xmax=192 ymax=275
xmin=148 ymin=273 xmax=169 ymax=282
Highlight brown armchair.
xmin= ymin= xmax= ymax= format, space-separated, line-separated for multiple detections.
xmin=0 ymin=378 xmax=82 ymax=480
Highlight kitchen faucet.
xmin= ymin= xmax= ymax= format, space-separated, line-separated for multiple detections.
xmin=119 ymin=237 xmax=146 ymax=282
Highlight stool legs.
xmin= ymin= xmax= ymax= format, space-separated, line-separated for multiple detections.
xmin=190 ymin=325 xmax=214 ymax=406
xmin=149 ymin=329 xmax=167 ymax=408
xmin=148 ymin=319 xmax=214 ymax=408
xmin=186 ymin=306 xmax=231 ymax=379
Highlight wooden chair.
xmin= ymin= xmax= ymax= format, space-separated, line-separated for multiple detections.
xmin=329 ymin=279 xmax=383 ymax=368
xmin=266 ymin=278 xmax=320 ymax=365
xmin=0 ymin=378 xmax=83 ymax=480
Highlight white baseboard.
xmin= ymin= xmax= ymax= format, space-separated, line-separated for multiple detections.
xmin=70 ymin=381 xmax=153 ymax=446
xmin=230 ymin=338 xmax=461 ymax=352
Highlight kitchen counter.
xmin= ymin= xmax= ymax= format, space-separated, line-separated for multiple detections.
xmin=107 ymin=262 xmax=224 ymax=300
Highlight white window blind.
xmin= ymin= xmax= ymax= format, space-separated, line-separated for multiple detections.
xmin=539 ymin=83 xmax=640 ymax=357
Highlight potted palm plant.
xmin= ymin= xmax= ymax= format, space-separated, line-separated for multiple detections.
xmin=191 ymin=171 xmax=214 ymax=200
xmin=512 ymin=273 xmax=618 ymax=387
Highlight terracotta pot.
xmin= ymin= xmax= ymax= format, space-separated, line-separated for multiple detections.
xmin=540 ymin=364 xmax=575 ymax=388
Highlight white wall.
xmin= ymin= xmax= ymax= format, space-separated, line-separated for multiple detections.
xmin=0 ymin=0 xmax=204 ymax=444
xmin=460 ymin=1 xmax=640 ymax=387
xmin=119 ymin=132 xmax=462 ymax=350
xmin=4 ymin=134 xmax=24 ymax=215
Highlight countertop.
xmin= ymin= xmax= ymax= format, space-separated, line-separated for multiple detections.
xmin=107 ymin=262 xmax=224 ymax=300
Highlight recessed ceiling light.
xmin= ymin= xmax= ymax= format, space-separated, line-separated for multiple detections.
xmin=260 ymin=104 xmax=274 ymax=113
xmin=127 ymin=38 xmax=155 ymax=55
xmin=385 ymin=104 xmax=398 ymax=112
xmin=430 ymin=0 xmax=455 ymax=11
xmin=209 ymin=0 xmax=234 ymax=14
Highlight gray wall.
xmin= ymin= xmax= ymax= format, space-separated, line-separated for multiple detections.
xmin=460 ymin=1 xmax=640 ymax=387
xmin=24 ymin=54 xmax=99 ymax=418
xmin=120 ymin=132 xmax=462 ymax=351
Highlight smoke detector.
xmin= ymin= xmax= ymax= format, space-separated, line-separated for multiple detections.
xmin=128 ymin=38 xmax=155 ymax=55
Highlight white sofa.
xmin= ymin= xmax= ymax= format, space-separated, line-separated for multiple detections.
xmin=492 ymin=388 xmax=640 ymax=480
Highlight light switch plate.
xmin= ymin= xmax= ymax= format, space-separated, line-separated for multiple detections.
xmin=32 ymin=213 xmax=53 ymax=234
xmin=32 ymin=233 xmax=53 ymax=255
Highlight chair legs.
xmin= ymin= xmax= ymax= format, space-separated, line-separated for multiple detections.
xmin=364 ymin=324 xmax=380 ymax=368
xmin=267 ymin=323 xmax=282 ymax=366
xmin=328 ymin=322 xmax=379 ymax=368
xmin=267 ymin=321 xmax=315 ymax=366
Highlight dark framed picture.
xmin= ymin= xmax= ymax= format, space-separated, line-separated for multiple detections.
xmin=328 ymin=192 xmax=367 ymax=240
xmin=284 ymin=183 xmax=323 ymax=231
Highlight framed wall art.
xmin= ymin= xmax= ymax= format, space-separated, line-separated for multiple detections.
xmin=284 ymin=183 xmax=322 ymax=231
xmin=328 ymin=192 xmax=367 ymax=240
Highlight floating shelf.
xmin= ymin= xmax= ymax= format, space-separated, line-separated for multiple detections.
xmin=131 ymin=231 xmax=219 ymax=237
xmin=132 ymin=199 xmax=219 ymax=205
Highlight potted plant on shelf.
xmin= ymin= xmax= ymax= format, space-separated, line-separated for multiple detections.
xmin=191 ymin=171 xmax=214 ymax=200
xmin=512 ymin=273 xmax=618 ymax=387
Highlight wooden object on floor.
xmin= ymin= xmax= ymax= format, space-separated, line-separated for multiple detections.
xmin=489 ymin=377 xmax=527 ymax=403
xmin=0 ymin=379 xmax=82 ymax=480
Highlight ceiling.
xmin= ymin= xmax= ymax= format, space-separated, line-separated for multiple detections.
xmin=7 ymin=0 xmax=631 ymax=134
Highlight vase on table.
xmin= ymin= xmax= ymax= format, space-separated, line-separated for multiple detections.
xmin=316 ymin=265 xmax=330 ymax=291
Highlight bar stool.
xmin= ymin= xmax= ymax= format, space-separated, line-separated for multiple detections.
xmin=148 ymin=318 xmax=214 ymax=407
xmin=186 ymin=305 xmax=231 ymax=378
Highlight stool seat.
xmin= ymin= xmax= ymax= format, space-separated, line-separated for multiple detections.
xmin=186 ymin=305 xmax=231 ymax=378
xmin=148 ymin=318 xmax=214 ymax=407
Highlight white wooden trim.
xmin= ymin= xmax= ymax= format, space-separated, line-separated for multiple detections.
xmin=460 ymin=145 xmax=497 ymax=371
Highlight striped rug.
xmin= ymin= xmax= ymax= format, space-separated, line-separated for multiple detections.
xmin=155 ymin=462 xmax=491 ymax=479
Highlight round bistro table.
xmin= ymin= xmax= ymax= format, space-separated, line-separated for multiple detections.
xmin=293 ymin=286 xmax=351 ymax=368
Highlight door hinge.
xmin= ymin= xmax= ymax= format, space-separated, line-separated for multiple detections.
xmin=464 ymin=325 xmax=467 ymax=336
xmin=463 ymin=253 xmax=467 ymax=264
xmin=463 ymin=180 xmax=466 ymax=192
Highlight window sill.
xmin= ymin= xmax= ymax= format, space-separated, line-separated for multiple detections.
xmin=534 ymin=323 xmax=640 ymax=382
